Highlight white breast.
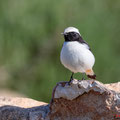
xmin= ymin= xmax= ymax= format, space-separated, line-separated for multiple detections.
xmin=60 ymin=41 xmax=95 ymax=73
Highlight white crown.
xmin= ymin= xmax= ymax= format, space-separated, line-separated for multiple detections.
xmin=63 ymin=27 xmax=80 ymax=35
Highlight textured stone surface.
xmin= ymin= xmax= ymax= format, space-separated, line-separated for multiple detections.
xmin=54 ymin=80 xmax=108 ymax=100
xmin=0 ymin=97 xmax=49 ymax=120
xmin=105 ymin=82 xmax=120 ymax=93
xmin=0 ymin=80 xmax=120 ymax=120
xmin=0 ymin=97 xmax=47 ymax=108
xmin=49 ymin=80 xmax=120 ymax=120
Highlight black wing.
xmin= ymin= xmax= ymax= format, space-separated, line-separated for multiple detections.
xmin=78 ymin=36 xmax=91 ymax=51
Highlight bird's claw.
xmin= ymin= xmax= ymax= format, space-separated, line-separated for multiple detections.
xmin=82 ymin=77 xmax=85 ymax=80
xmin=68 ymin=78 xmax=73 ymax=85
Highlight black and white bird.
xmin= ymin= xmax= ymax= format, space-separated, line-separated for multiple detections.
xmin=60 ymin=27 xmax=96 ymax=83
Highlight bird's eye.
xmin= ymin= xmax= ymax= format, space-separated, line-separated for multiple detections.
xmin=74 ymin=33 xmax=76 ymax=36
xmin=73 ymin=33 xmax=77 ymax=37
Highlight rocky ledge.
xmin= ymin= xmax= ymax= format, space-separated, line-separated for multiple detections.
xmin=0 ymin=80 xmax=120 ymax=120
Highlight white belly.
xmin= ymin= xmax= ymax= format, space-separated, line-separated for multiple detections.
xmin=60 ymin=41 xmax=95 ymax=73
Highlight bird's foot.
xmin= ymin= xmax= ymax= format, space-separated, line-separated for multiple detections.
xmin=82 ymin=73 xmax=86 ymax=80
xmin=68 ymin=78 xmax=73 ymax=85
xmin=82 ymin=77 xmax=85 ymax=80
xmin=68 ymin=72 xmax=74 ymax=85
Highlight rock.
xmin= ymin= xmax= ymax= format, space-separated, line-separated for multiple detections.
xmin=0 ymin=80 xmax=120 ymax=120
xmin=49 ymin=80 xmax=120 ymax=120
xmin=0 ymin=97 xmax=47 ymax=108
xmin=105 ymin=82 xmax=120 ymax=93
xmin=0 ymin=97 xmax=49 ymax=120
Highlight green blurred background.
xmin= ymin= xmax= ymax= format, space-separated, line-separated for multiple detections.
xmin=0 ymin=0 xmax=120 ymax=102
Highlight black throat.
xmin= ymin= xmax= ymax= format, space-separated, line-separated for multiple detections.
xmin=64 ymin=32 xmax=86 ymax=44
xmin=64 ymin=32 xmax=91 ymax=50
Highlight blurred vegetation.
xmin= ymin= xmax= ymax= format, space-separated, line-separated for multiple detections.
xmin=0 ymin=0 xmax=120 ymax=102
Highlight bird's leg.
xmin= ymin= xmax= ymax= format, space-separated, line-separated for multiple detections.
xmin=82 ymin=73 xmax=86 ymax=80
xmin=70 ymin=72 xmax=74 ymax=80
xmin=68 ymin=72 xmax=74 ymax=85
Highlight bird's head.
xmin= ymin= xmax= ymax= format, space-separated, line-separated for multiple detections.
xmin=61 ymin=27 xmax=81 ymax=42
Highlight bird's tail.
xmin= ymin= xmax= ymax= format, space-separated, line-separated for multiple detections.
xmin=85 ymin=69 xmax=96 ymax=79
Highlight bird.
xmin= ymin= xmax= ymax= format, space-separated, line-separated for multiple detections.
xmin=60 ymin=27 xmax=96 ymax=83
